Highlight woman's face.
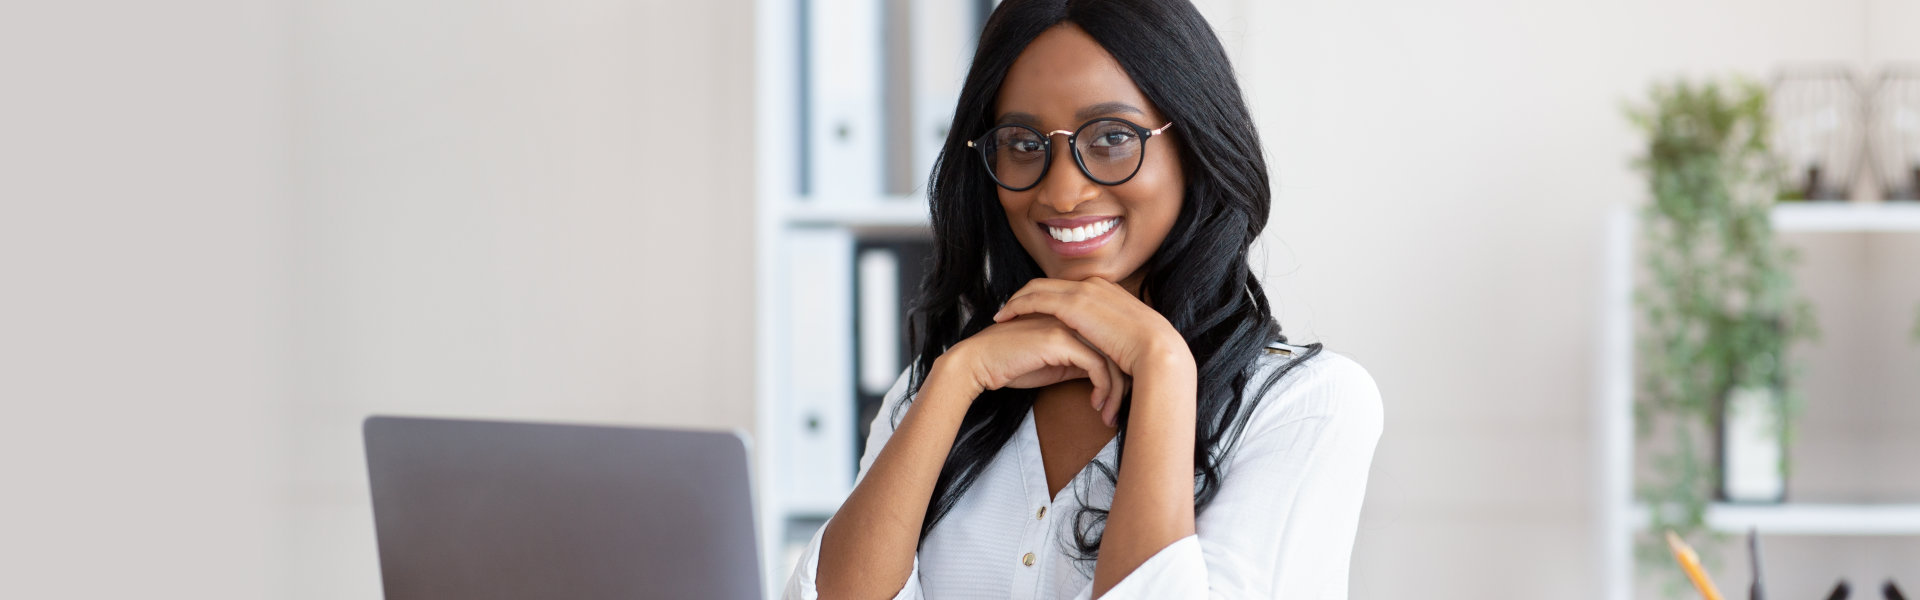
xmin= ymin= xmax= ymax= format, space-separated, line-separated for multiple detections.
xmin=991 ymin=23 xmax=1184 ymax=297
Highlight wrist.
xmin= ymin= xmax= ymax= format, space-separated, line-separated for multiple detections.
xmin=1137 ymin=337 xmax=1196 ymax=379
xmin=1126 ymin=339 xmax=1196 ymax=419
xmin=923 ymin=349 xmax=984 ymax=409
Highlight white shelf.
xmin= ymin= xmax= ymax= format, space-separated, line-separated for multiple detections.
xmin=1633 ymin=503 xmax=1920 ymax=536
xmin=781 ymin=197 xmax=932 ymax=229
xmin=1772 ymin=202 xmax=1920 ymax=232
xmin=1599 ymin=203 xmax=1920 ymax=600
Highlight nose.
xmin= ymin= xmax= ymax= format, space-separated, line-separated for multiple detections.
xmin=1035 ymin=134 xmax=1099 ymax=213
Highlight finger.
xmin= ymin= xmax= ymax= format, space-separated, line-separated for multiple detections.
xmin=1056 ymin=365 xmax=1091 ymax=384
xmin=993 ymin=290 xmax=1047 ymax=322
xmin=1076 ymin=352 xmax=1109 ymax=411
xmin=1005 ymin=278 xmax=1074 ymax=303
xmin=1063 ymin=331 xmax=1113 ymax=408
xmin=1092 ymin=354 xmax=1109 ymax=412
xmin=993 ymin=290 xmax=1076 ymax=323
xmin=994 ymin=280 xmax=1079 ymax=321
xmin=1073 ymin=330 xmax=1120 ymax=416
xmin=1096 ymin=355 xmax=1122 ymax=415
xmin=1102 ymin=370 xmax=1128 ymax=428
xmin=1064 ymin=328 xmax=1117 ymax=414
xmin=1099 ymin=354 xmax=1126 ymax=427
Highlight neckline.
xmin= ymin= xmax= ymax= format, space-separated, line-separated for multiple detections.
xmin=1019 ymin=404 xmax=1120 ymax=506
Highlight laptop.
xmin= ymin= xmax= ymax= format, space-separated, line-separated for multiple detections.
xmin=362 ymin=415 xmax=763 ymax=600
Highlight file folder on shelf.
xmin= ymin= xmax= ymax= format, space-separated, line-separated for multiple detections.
xmin=807 ymin=0 xmax=884 ymax=202
xmin=852 ymin=237 xmax=934 ymax=463
xmin=782 ymin=229 xmax=857 ymax=514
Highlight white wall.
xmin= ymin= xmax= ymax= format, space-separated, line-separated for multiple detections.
xmin=2 ymin=1 xmax=757 ymax=598
xmin=1219 ymin=0 xmax=1919 ymax=598
xmin=287 ymin=0 xmax=758 ymax=597
xmin=1 ymin=2 xmax=292 ymax=598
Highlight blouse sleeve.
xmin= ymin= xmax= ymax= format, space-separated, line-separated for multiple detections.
xmin=781 ymin=367 xmax=926 ymax=600
xmin=1071 ymin=352 xmax=1384 ymax=600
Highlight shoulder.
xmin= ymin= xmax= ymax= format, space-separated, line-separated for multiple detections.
xmin=1241 ymin=342 xmax=1383 ymax=434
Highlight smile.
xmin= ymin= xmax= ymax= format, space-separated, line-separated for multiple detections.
xmin=1040 ymin=217 xmax=1121 ymax=257
xmin=1046 ymin=217 xmax=1118 ymax=243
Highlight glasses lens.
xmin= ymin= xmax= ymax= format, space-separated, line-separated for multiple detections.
xmin=984 ymin=125 xmax=1047 ymax=189
xmin=1074 ymin=120 xmax=1145 ymax=184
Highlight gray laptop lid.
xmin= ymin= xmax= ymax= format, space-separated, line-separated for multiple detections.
xmin=363 ymin=416 xmax=762 ymax=600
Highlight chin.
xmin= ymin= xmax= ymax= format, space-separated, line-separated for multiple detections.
xmin=1044 ymin=264 xmax=1117 ymax=282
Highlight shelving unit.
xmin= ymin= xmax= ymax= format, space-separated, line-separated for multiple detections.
xmin=1630 ymin=503 xmax=1920 ymax=536
xmin=751 ymin=1 xmax=984 ymax=597
xmin=780 ymin=196 xmax=934 ymax=230
xmin=1772 ymin=202 xmax=1920 ymax=232
xmin=1596 ymin=202 xmax=1920 ymax=600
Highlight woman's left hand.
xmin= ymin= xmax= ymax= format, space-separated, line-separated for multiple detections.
xmin=990 ymin=277 xmax=1193 ymax=381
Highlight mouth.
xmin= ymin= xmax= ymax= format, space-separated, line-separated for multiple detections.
xmin=1039 ymin=217 xmax=1121 ymax=257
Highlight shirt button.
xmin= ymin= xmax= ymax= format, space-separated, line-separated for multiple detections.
xmin=1036 ymin=506 xmax=1047 ymax=519
xmin=1022 ymin=552 xmax=1036 ymax=567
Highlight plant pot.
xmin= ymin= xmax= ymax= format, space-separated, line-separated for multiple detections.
xmin=1716 ymin=384 xmax=1788 ymax=503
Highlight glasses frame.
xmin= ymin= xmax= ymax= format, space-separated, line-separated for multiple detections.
xmin=966 ymin=118 xmax=1175 ymax=192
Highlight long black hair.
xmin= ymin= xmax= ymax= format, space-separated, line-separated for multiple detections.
xmin=894 ymin=0 xmax=1322 ymax=568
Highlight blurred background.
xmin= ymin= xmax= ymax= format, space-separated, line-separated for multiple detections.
xmin=4 ymin=0 xmax=1918 ymax=598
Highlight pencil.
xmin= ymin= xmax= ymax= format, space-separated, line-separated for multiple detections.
xmin=1665 ymin=530 xmax=1725 ymax=600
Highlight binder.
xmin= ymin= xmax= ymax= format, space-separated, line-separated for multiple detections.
xmin=845 ymin=0 xmax=983 ymax=199
xmin=857 ymin=248 xmax=902 ymax=397
xmin=807 ymin=0 xmax=885 ymax=201
xmin=851 ymin=236 xmax=934 ymax=462
xmin=782 ymin=229 xmax=857 ymax=514
xmin=903 ymin=0 xmax=982 ymax=196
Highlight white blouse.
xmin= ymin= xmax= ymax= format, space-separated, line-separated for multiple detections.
xmin=783 ymin=343 xmax=1383 ymax=599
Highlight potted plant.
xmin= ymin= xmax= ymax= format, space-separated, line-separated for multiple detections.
xmin=1624 ymin=76 xmax=1818 ymax=592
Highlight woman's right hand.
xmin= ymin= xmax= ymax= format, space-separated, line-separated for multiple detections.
xmin=820 ymin=319 xmax=1116 ymax=600
xmin=934 ymin=313 xmax=1128 ymax=413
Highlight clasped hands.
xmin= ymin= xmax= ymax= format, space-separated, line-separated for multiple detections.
xmin=939 ymin=276 xmax=1193 ymax=428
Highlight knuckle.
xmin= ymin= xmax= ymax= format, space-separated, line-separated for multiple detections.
xmin=1042 ymin=326 xmax=1068 ymax=344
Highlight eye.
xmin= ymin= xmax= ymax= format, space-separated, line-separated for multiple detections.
xmin=1089 ymin=130 xmax=1137 ymax=148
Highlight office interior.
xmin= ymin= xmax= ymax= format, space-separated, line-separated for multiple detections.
xmin=5 ymin=0 xmax=1919 ymax=598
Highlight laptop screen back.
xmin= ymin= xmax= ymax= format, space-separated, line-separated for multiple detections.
xmin=363 ymin=416 xmax=762 ymax=600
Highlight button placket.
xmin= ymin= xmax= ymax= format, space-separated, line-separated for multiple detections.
xmin=1010 ymin=408 xmax=1052 ymax=599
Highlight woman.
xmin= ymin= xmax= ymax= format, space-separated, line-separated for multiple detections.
xmin=785 ymin=0 xmax=1381 ymax=598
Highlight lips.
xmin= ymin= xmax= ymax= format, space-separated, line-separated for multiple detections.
xmin=1044 ymin=217 xmax=1118 ymax=243
xmin=1039 ymin=217 xmax=1121 ymax=257
xmin=1039 ymin=215 xmax=1121 ymax=228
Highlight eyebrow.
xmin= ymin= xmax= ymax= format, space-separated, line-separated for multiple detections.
xmin=996 ymin=101 xmax=1147 ymax=126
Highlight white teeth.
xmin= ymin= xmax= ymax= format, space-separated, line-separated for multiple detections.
xmin=1047 ymin=218 xmax=1117 ymax=243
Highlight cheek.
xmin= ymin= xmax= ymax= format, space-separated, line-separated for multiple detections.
xmin=1124 ymin=162 xmax=1184 ymax=239
xmin=999 ymin=192 xmax=1044 ymax=247
xmin=1146 ymin=149 xmax=1184 ymax=202
xmin=998 ymin=192 xmax=1025 ymax=229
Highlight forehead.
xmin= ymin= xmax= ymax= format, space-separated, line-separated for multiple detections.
xmin=994 ymin=23 xmax=1157 ymax=127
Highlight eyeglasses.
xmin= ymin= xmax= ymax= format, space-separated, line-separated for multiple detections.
xmin=966 ymin=118 xmax=1174 ymax=191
